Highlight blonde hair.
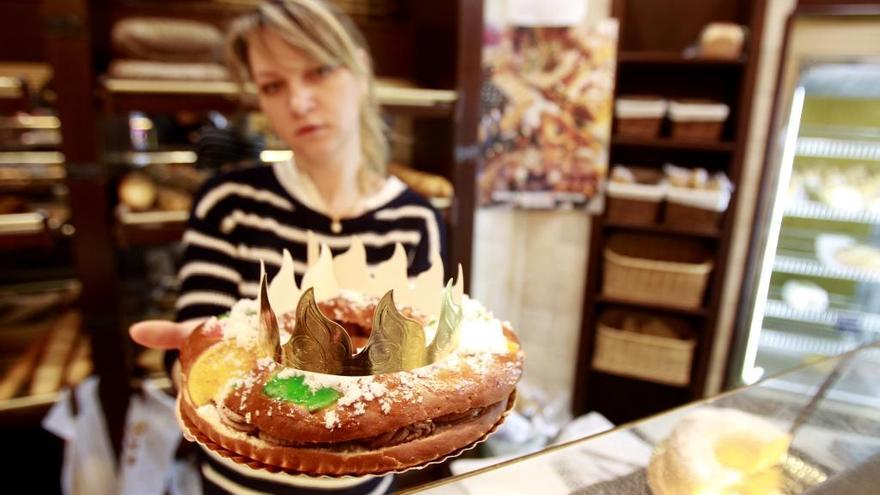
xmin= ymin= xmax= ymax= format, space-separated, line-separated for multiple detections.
xmin=227 ymin=0 xmax=388 ymax=179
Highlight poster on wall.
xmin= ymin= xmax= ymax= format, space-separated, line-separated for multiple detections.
xmin=478 ymin=0 xmax=618 ymax=208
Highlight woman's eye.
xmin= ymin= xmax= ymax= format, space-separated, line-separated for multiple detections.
xmin=311 ymin=64 xmax=336 ymax=79
xmin=258 ymin=81 xmax=284 ymax=95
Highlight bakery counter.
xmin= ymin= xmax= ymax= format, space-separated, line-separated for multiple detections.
xmin=405 ymin=341 xmax=880 ymax=494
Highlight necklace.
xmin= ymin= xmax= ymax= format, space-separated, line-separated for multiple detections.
xmin=328 ymin=193 xmax=363 ymax=234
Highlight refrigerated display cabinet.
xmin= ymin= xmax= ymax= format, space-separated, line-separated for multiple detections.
xmin=731 ymin=10 xmax=880 ymax=388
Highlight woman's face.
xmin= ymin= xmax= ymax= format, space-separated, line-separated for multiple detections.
xmin=248 ymin=28 xmax=364 ymax=164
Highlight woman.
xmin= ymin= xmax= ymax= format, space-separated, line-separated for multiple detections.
xmin=131 ymin=1 xmax=444 ymax=493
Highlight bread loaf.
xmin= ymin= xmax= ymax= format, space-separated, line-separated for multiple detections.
xmin=112 ymin=17 xmax=224 ymax=63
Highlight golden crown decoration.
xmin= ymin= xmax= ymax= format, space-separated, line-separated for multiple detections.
xmin=254 ymin=233 xmax=465 ymax=376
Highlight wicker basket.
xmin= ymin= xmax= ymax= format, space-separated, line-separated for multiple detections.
xmin=663 ymin=186 xmax=731 ymax=233
xmin=668 ymin=100 xmax=729 ymax=141
xmin=664 ymin=202 xmax=722 ymax=231
xmin=670 ymin=121 xmax=725 ymax=140
xmin=602 ymin=233 xmax=714 ymax=308
xmin=606 ymin=167 xmax=665 ymax=225
xmin=615 ymin=97 xmax=667 ymax=139
xmin=592 ymin=309 xmax=696 ymax=386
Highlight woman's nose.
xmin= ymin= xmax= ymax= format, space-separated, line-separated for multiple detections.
xmin=288 ymin=85 xmax=316 ymax=116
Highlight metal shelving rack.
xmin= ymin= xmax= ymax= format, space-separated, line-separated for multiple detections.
xmin=786 ymin=199 xmax=880 ymax=224
xmin=773 ymin=255 xmax=880 ymax=284
xmin=795 ymin=136 xmax=880 ymax=162
xmin=763 ymin=299 xmax=880 ymax=334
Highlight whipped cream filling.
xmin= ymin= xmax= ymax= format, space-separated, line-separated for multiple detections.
xmin=218 ymin=293 xmax=511 ymax=356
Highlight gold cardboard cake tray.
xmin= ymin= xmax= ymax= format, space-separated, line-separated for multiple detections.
xmin=177 ymin=390 xmax=517 ymax=479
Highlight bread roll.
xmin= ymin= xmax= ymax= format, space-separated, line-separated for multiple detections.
xmin=118 ymin=172 xmax=158 ymax=211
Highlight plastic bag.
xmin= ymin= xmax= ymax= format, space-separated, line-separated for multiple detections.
xmin=44 ymin=377 xmax=185 ymax=495
xmin=43 ymin=376 xmax=118 ymax=495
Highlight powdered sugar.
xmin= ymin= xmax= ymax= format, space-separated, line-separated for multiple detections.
xmin=324 ymin=409 xmax=339 ymax=429
xmin=337 ymin=289 xmax=375 ymax=309
xmin=221 ymin=299 xmax=260 ymax=348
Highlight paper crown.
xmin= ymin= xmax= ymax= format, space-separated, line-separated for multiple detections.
xmin=267 ymin=232 xmax=464 ymax=318
xmin=256 ymin=233 xmax=465 ymax=376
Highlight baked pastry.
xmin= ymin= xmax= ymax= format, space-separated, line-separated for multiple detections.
xmin=698 ymin=23 xmax=746 ymax=60
xmin=178 ymin=238 xmax=523 ymax=476
xmin=112 ymin=17 xmax=224 ymax=63
xmin=648 ymin=407 xmax=791 ymax=495
xmin=834 ymin=244 xmax=880 ymax=273
xmin=388 ymin=163 xmax=454 ymax=200
xmin=118 ymin=172 xmax=158 ymax=211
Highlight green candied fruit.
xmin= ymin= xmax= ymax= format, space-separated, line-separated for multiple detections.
xmin=263 ymin=374 xmax=340 ymax=412
xmin=218 ymin=312 xmax=231 ymax=320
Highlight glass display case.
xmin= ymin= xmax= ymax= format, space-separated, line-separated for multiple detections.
xmin=406 ymin=341 xmax=880 ymax=494
xmin=731 ymin=11 xmax=880 ymax=386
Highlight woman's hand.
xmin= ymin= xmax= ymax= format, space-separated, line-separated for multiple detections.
xmin=130 ymin=319 xmax=204 ymax=391
xmin=129 ymin=319 xmax=202 ymax=350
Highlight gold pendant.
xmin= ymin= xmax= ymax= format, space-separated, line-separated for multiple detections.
xmin=331 ymin=220 xmax=342 ymax=233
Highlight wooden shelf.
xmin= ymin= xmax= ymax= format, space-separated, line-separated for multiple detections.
xmin=109 ymin=0 xmax=404 ymax=26
xmin=115 ymin=210 xmax=187 ymax=247
xmin=582 ymin=369 xmax=692 ymax=423
xmin=0 ymin=151 xmax=65 ymax=165
xmin=589 ymin=368 xmax=691 ymax=389
xmin=603 ymin=218 xmax=721 ymax=239
xmin=0 ymin=230 xmax=54 ymax=249
xmin=618 ymin=51 xmax=745 ymax=67
xmin=0 ymin=115 xmax=60 ymax=130
xmin=101 ymin=77 xmax=457 ymax=116
xmin=575 ymin=0 xmax=768 ymax=422
xmin=0 ymin=392 xmax=59 ymax=426
xmin=0 ymin=212 xmax=52 ymax=249
xmin=597 ymin=294 xmax=709 ymax=317
xmin=611 ymin=135 xmax=737 ymax=152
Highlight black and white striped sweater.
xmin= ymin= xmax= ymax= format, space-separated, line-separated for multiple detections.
xmin=175 ymin=161 xmax=446 ymax=324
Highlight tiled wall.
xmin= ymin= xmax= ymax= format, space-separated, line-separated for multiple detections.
xmin=471 ymin=208 xmax=591 ymax=410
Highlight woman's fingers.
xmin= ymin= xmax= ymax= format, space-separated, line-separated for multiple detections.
xmin=129 ymin=320 xmax=189 ymax=350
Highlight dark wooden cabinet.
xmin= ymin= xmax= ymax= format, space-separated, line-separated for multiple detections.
xmin=572 ymin=0 xmax=768 ymax=424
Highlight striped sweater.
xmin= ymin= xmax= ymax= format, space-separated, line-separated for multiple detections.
xmin=175 ymin=161 xmax=446 ymax=324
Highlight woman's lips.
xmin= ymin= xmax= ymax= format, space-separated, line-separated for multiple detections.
xmin=296 ymin=124 xmax=325 ymax=136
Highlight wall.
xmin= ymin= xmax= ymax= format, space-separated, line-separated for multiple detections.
xmin=469 ymin=0 xmax=611 ymax=412
xmin=471 ymin=209 xmax=591 ymax=408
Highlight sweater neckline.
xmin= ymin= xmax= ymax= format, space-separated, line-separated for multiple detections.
xmin=272 ymin=160 xmax=406 ymax=231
